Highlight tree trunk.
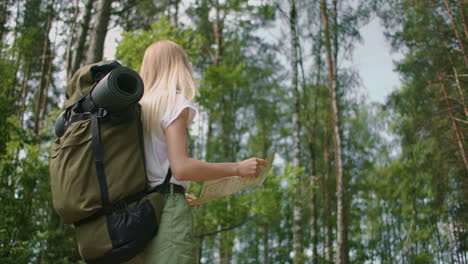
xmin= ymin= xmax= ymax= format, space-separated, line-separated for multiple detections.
xmin=86 ymin=0 xmax=113 ymax=64
xmin=305 ymin=69 xmax=319 ymax=264
xmin=431 ymin=215 xmax=444 ymax=263
xmin=69 ymin=0 xmax=94 ymax=79
xmin=263 ymin=224 xmax=270 ymax=264
xmin=437 ymin=72 xmax=468 ymax=171
xmin=8 ymin=53 xmax=21 ymax=102
xmin=217 ymin=225 xmax=224 ymax=264
xmin=218 ymin=226 xmax=232 ymax=264
xmin=452 ymin=66 xmax=468 ymax=118
xmin=0 ymin=0 xmax=9 ymax=43
xmin=65 ymin=0 xmax=80 ymax=79
xmin=457 ymin=0 xmax=468 ymax=41
xmin=289 ymin=0 xmax=303 ymax=263
xmin=213 ymin=0 xmax=230 ymax=160
xmin=223 ymin=231 xmax=233 ymax=264
xmin=312 ymin=21 xmax=329 ymax=264
xmin=19 ymin=66 xmax=31 ymax=127
xmin=308 ymin=138 xmax=318 ymax=264
xmin=213 ymin=0 xmax=223 ymax=67
xmin=165 ymin=0 xmax=171 ymax=22
xmin=205 ymin=112 xmax=214 ymax=161
xmin=33 ymin=3 xmax=54 ymax=134
xmin=380 ymin=209 xmax=387 ymax=262
xmin=40 ymin=44 xmax=54 ymax=122
xmin=196 ymin=236 xmax=203 ymax=264
xmin=332 ymin=0 xmax=338 ymax=77
xmin=213 ymin=2 xmax=234 ymax=260
xmin=306 ymin=100 xmax=319 ymax=264
xmin=173 ymin=0 xmax=180 ymax=28
xmin=389 ymin=209 xmax=399 ymax=262
xmin=323 ymin=129 xmax=333 ymax=263
xmin=343 ymin=189 xmax=350 ymax=264
xmin=444 ymin=0 xmax=468 ymax=68
xmin=320 ymin=0 xmax=346 ymax=263
xmin=298 ymin=6 xmax=319 ymax=263
xmin=330 ymin=2 xmax=349 ymax=262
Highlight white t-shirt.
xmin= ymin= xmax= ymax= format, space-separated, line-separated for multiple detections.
xmin=143 ymin=93 xmax=197 ymax=189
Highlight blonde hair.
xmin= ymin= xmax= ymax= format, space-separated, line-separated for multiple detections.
xmin=139 ymin=40 xmax=197 ymax=137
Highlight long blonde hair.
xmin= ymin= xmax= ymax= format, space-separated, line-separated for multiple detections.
xmin=139 ymin=40 xmax=197 ymax=137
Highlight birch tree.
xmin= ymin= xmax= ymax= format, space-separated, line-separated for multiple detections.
xmin=287 ymin=0 xmax=305 ymax=263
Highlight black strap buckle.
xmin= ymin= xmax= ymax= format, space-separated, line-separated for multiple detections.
xmin=97 ymin=108 xmax=107 ymax=117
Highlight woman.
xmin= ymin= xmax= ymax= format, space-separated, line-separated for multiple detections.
xmin=131 ymin=40 xmax=266 ymax=263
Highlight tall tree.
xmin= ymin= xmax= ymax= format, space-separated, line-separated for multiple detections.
xmin=444 ymin=0 xmax=468 ymax=68
xmin=86 ymin=0 xmax=113 ymax=64
xmin=320 ymin=0 xmax=346 ymax=263
xmin=288 ymin=0 xmax=304 ymax=263
xmin=0 ymin=0 xmax=12 ymax=43
xmin=68 ymin=0 xmax=94 ymax=79
xmin=33 ymin=0 xmax=54 ymax=134
xmin=436 ymin=71 xmax=468 ymax=171
xmin=302 ymin=10 xmax=324 ymax=263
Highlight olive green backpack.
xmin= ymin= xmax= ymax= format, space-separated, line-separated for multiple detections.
xmin=49 ymin=61 xmax=170 ymax=263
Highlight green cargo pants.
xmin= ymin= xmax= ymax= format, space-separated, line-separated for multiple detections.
xmin=125 ymin=187 xmax=197 ymax=264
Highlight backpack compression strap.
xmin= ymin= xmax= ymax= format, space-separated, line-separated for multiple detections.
xmin=91 ymin=110 xmax=112 ymax=210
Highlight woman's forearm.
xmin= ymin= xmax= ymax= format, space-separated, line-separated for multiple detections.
xmin=164 ymin=109 xmax=264 ymax=182
xmin=171 ymin=157 xmax=239 ymax=181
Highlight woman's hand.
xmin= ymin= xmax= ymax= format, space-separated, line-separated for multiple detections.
xmin=236 ymin=158 xmax=267 ymax=178
xmin=185 ymin=193 xmax=200 ymax=208
xmin=185 ymin=193 xmax=196 ymax=202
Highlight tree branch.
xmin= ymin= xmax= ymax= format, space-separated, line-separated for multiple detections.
xmin=195 ymin=219 xmax=247 ymax=238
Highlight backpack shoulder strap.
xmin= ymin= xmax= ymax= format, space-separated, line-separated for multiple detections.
xmin=163 ymin=167 xmax=172 ymax=185
xmin=136 ymin=104 xmax=173 ymax=190
xmin=135 ymin=104 xmax=172 ymax=189
xmin=135 ymin=104 xmax=148 ymax=180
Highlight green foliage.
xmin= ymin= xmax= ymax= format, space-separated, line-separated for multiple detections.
xmin=116 ymin=16 xmax=204 ymax=71
xmin=0 ymin=111 xmax=81 ymax=263
xmin=0 ymin=57 xmax=17 ymax=99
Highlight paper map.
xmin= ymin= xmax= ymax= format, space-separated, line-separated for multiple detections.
xmin=190 ymin=152 xmax=275 ymax=206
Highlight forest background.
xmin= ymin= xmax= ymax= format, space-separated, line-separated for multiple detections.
xmin=0 ymin=0 xmax=467 ymax=263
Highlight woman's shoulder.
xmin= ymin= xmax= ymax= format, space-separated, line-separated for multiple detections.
xmin=161 ymin=93 xmax=198 ymax=130
xmin=174 ymin=92 xmax=191 ymax=104
xmin=174 ymin=93 xmax=197 ymax=111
